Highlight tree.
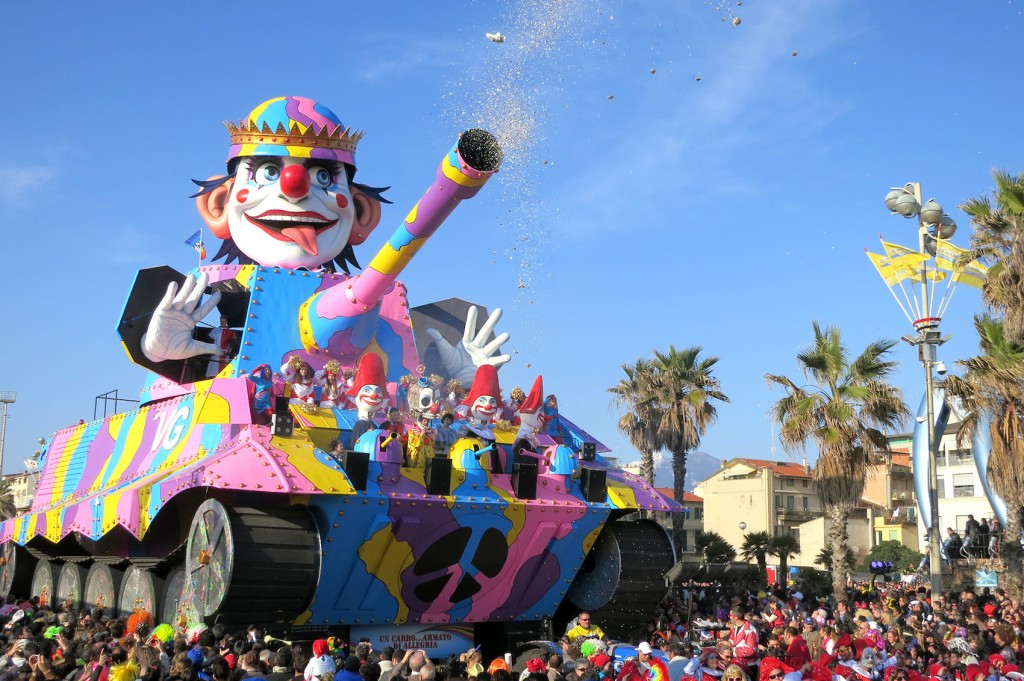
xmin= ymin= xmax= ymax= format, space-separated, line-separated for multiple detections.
xmin=650 ymin=346 xmax=729 ymax=553
xmin=696 ymin=530 xmax=737 ymax=564
xmin=814 ymin=543 xmax=856 ymax=577
xmin=960 ymin=170 xmax=1024 ymax=344
xmin=863 ymin=540 xmax=923 ymax=573
xmin=609 ymin=359 xmax=660 ymax=486
xmin=769 ymin=533 xmax=801 ymax=585
xmin=0 ymin=479 xmax=16 ymax=521
xmin=766 ymin=322 xmax=909 ymax=602
xmin=943 ymin=315 xmax=1024 ymax=597
xmin=740 ymin=531 xmax=773 ymax=583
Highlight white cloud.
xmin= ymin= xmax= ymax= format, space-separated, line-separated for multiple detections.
xmin=0 ymin=165 xmax=57 ymax=203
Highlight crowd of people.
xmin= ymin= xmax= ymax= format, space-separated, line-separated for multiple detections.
xmin=2 ymin=581 xmax=1023 ymax=681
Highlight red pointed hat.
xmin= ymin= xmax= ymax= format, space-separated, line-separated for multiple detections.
xmin=518 ymin=375 xmax=544 ymax=414
xmin=462 ymin=364 xmax=501 ymax=407
xmin=346 ymin=353 xmax=391 ymax=400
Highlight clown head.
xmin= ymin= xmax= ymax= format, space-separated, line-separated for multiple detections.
xmin=347 ymin=353 xmax=391 ymax=420
xmin=462 ymin=365 xmax=501 ymax=427
xmin=196 ymin=97 xmax=383 ymax=270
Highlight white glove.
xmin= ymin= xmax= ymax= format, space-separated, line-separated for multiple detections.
xmin=142 ymin=271 xmax=222 ymax=362
xmin=426 ymin=306 xmax=511 ymax=385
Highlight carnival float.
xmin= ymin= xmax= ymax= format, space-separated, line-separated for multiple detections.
xmin=0 ymin=97 xmax=680 ymax=652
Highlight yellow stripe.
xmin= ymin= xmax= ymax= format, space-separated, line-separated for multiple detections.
xmin=51 ymin=427 xmax=85 ymax=504
xmin=441 ymin=156 xmax=487 ymax=188
xmin=367 ymin=235 xmax=427 ymax=276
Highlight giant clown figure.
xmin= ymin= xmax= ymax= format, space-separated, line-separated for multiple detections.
xmin=132 ymin=97 xmax=509 ymax=402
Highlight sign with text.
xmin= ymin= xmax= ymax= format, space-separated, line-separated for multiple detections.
xmin=351 ymin=624 xmax=474 ymax=660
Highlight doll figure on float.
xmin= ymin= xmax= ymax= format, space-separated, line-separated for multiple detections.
xmin=316 ymin=360 xmax=344 ymax=409
xmin=512 ymin=376 xmax=546 ymax=461
xmin=461 ymin=365 xmax=501 ymax=442
xmin=282 ymin=356 xmax=316 ymax=406
xmin=206 ymin=315 xmax=237 ymax=377
xmin=136 ymin=96 xmax=510 ymax=399
xmin=248 ymin=364 xmax=275 ymax=424
xmin=347 ymin=353 xmax=389 ymax=445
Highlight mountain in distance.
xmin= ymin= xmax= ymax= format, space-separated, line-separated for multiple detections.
xmin=620 ymin=450 xmax=721 ymax=492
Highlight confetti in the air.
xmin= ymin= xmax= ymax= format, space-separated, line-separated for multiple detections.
xmin=695 ymin=75 xmax=702 ymax=81
xmin=649 ymin=68 xmax=656 ymax=74
xmin=732 ymin=16 xmax=741 ymax=25
xmin=485 ymin=32 xmax=505 ymax=43
xmin=607 ymin=94 xmax=614 ymax=100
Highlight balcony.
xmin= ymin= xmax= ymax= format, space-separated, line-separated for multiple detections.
xmin=776 ymin=508 xmax=819 ymax=523
xmin=875 ymin=506 xmax=917 ymax=527
xmin=890 ymin=490 xmax=916 ymax=504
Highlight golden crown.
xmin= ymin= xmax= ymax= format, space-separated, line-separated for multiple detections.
xmin=225 ymin=119 xmax=364 ymax=154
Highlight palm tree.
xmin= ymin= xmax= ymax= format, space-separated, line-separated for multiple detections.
xmin=650 ymin=346 xmax=729 ymax=552
xmin=943 ymin=315 xmax=1024 ymax=597
xmin=740 ymin=531 xmax=773 ymax=583
xmin=814 ymin=543 xmax=855 ymax=576
xmin=960 ymin=170 xmax=1024 ymax=344
xmin=609 ymin=359 xmax=660 ymax=486
xmin=769 ymin=534 xmax=801 ymax=586
xmin=696 ymin=530 xmax=736 ymax=564
xmin=0 ymin=479 xmax=17 ymax=521
xmin=766 ymin=322 xmax=909 ymax=601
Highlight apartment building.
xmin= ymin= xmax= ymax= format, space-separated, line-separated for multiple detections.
xmin=654 ymin=488 xmax=704 ymax=554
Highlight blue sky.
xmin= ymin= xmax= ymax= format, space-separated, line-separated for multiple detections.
xmin=1 ymin=1 xmax=1022 ymax=479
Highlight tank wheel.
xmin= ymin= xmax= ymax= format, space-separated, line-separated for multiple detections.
xmin=119 ymin=565 xmax=164 ymax=619
xmin=57 ymin=562 xmax=88 ymax=611
xmin=30 ymin=560 xmax=59 ymax=609
xmin=566 ymin=519 xmax=676 ymax=640
xmin=160 ymin=562 xmax=187 ymax=626
xmin=185 ymin=499 xmax=320 ymax=625
xmin=84 ymin=564 xmax=124 ymax=613
xmin=0 ymin=542 xmax=36 ymax=598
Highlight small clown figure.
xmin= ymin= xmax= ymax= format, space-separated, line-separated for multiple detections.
xmin=248 ymin=364 xmax=275 ymax=423
xmin=347 ymin=353 xmax=390 ymax=445
xmin=512 ymin=376 xmax=546 ymax=459
xmin=461 ymin=365 xmax=501 ymax=441
xmin=281 ymin=356 xmax=316 ymax=405
xmin=405 ymin=411 xmax=436 ymax=470
xmin=315 ymin=360 xmax=344 ymax=409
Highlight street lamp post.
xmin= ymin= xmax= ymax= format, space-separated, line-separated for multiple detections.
xmin=881 ymin=182 xmax=957 ymax=597
xmin=0 ymin=391 xmax=16 ymax=478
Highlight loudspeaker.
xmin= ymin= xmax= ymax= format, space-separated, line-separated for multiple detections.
xmin=271 ymin=413 xmax=294 ymax=437
xmin=580 ymin=442 xmax=597 ymax=462
xmin=512 ymin=462 xmax=538 ymax=500
xmin=340 ymin=450 xmax=369 ymax=491
xmin=425 ymin=457 xmax=453 ymax=496
xmin=274 ymin=396 xmax=290 ymax=414
xmin=579 ymin=467 xmax=607 ymax=503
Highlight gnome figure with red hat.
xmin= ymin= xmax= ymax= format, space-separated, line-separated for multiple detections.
xmin=462 ymin=365 xmax=501 ymax=441
xmin=347 ymin=353 xmax=391 ymax=446
xmin=513 ymin=376 xmax=546 ymax=452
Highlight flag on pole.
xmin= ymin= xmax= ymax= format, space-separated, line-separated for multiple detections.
xmin=880 ymin=240 xmax=921 ymax=260
xmin=933 ymin=239 xmax=989 ymax=289
xmin=184 ymin=230 xmax=207 ymax=260
xmin=866 ymin=250 xmax=929 ymax=286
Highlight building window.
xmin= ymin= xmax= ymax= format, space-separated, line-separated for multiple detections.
xmin=802 ymin=496 xmax=809 ymax=511
xmin=953 ymin=473 xmax=975 ymax=497
xmin=950 ymin=449 xmax=973 ymax=465
xmin=786 ymin=479 xmax=794 ymax=487
xmin=680 ymin=531 xmax=689 ymax=552
xmin=802 ymin=480 xmax=808 ymax=488
xmin=695 ymin=507 xmax=703 ymax=520
xmin=787 ymin=496 xmax=795 ymax=511
xmin=936 ymin=451 xmax=947 ymax=467
xmin=776 ymin=494 xmax=783 ymax=509
xmin=888 ymin=530 xmax=898 ymax=540
xmin=937 ymin=479 xmax=946 ymax=498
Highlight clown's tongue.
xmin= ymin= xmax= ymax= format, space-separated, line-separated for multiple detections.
xmin=280 ymin=226 xmax=319 ymax=255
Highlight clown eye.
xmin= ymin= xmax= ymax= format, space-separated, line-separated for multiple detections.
xmin=312 ymin=167 xmax=333 ymax=188
xmin=255 ymin=162 xmax=281 ymax=185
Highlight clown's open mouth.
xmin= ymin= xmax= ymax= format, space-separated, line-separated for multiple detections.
xmin=245 ymin=210 xmax=339 ymax=255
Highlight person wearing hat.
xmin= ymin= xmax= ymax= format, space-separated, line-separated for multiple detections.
xmin=304 ymin=640 xmax=336 ymax=681
xmin=636 ymin=643 xmax=654 ymax=673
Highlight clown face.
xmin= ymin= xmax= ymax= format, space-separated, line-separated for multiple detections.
xmin=355 ymin=383 xmax=385 ymax=417
xmin=227 ymin=156 xmax=356 ymax=269
xmin=470 ymin=395 xmax=498 ymax=423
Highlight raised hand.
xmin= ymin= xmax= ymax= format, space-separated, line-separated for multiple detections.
xmin=142 ymin=271 xmax=223 ymax=362
xmin=426 ymin=306 xmax=511 ymax=385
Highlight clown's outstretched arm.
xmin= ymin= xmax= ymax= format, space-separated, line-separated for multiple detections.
xmin=426 ymin=305 xmax=511 ymax=385
xmin=142 ymin=271 xmax=222 ymax=362
xmin=298 ymin=130 xmax=503 ymax=358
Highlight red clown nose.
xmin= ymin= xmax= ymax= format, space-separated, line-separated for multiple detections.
xmin=280 ymin=164 xmax=311 ymax=199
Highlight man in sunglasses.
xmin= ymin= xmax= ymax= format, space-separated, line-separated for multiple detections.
xmin=563 ymin=612 xmax=608 ymax=646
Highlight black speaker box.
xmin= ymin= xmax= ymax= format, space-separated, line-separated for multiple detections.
xmin=340 ymin=450 xmax=370 ymax=491
xmin=274 ymin=395 xmax=290 ymax=414
xmin=425 ymin=457 xmax=453 ymax=496
xmin=580 ymin=442 xmax=597 ymax=461
xmin=512 ymin=462 xmax=538 ymax=500
xmin=580 ymin=467 xmax=607 ymax=503
xmin=271 ymin=413 xmax=294 ymax=437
